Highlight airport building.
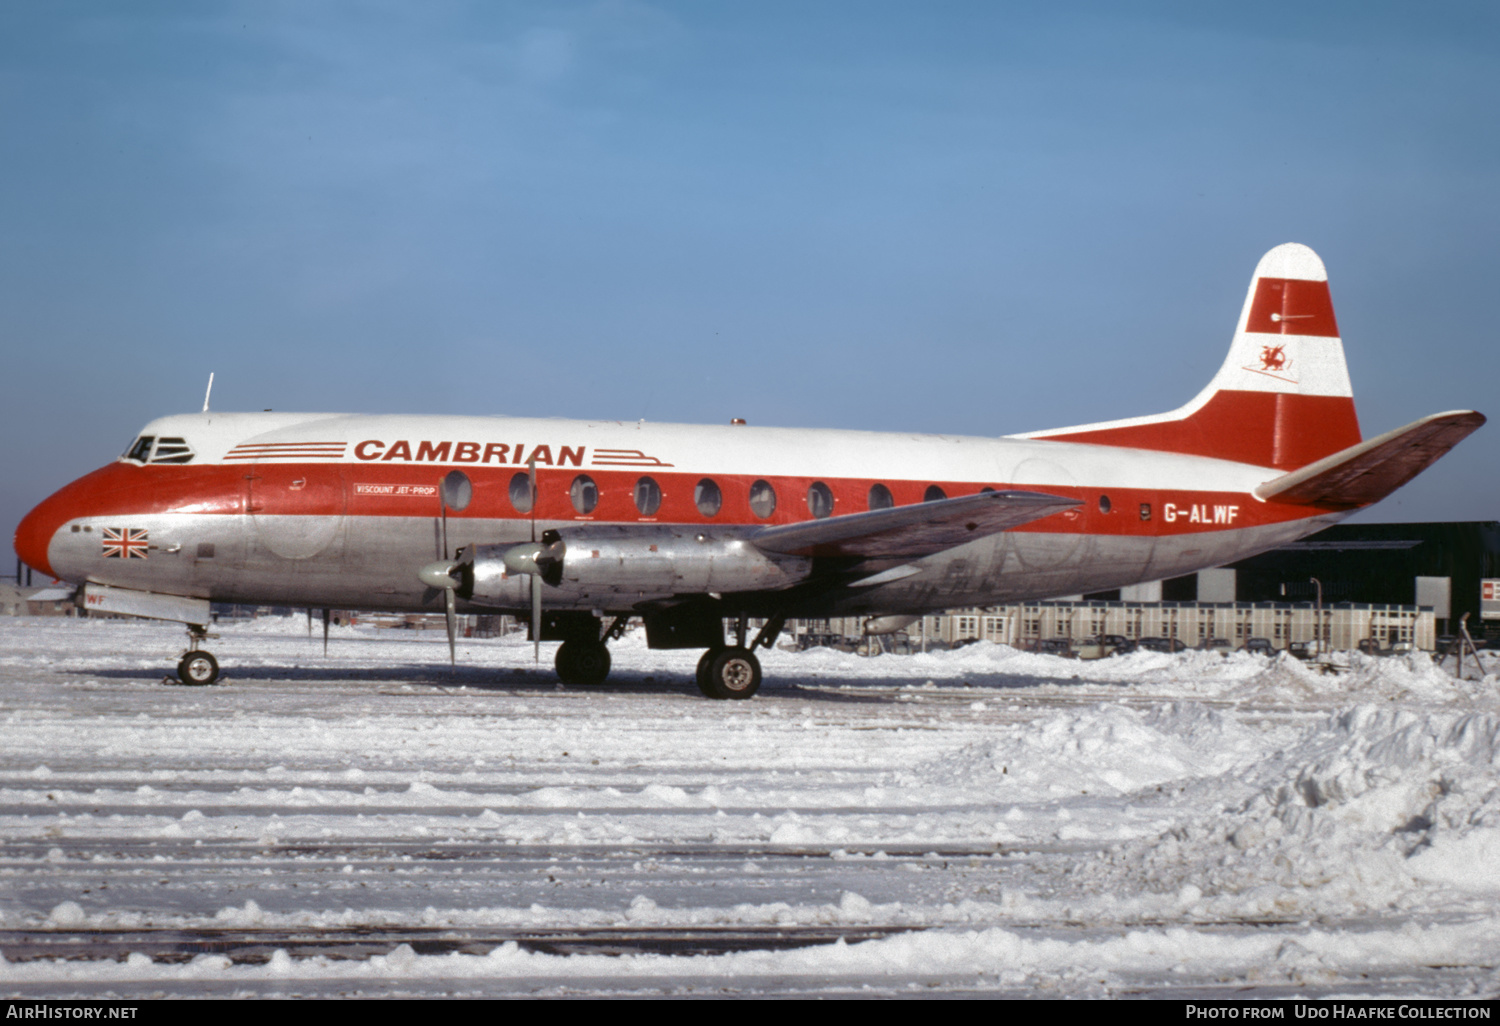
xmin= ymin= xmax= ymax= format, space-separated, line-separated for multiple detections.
xmin=816 ymin=599 xmax=1436 ymax=654
xmin=796 ymin=521 xmax=1499 ymax=653
xmin=0 ymin=581 xmax=76 ymax=618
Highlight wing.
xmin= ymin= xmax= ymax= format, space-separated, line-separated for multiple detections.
xmin=1254 ymin=410 xmax=1485 ymax=507
xmin=750 ymin=490 xmax=1080 ymax=560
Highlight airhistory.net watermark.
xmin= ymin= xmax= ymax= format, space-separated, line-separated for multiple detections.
xmin=5 ymin=1008 xmax=137 ymax=1020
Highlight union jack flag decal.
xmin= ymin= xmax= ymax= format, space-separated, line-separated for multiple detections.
xmin=102 ymin=527 xmax=149 ymax=559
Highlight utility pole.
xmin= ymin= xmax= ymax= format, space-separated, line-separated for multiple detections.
xmin=1310 ymin=577 xmax=1324 ymax=655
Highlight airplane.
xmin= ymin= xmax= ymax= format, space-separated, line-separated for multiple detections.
xmin=12 ymin=243 xmax=1485 ymax=698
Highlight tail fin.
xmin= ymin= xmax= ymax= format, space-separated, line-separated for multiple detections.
xmin=1021 ymin=243 xmax=1362 ymax=470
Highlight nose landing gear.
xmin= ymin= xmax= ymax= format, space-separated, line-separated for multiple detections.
xmin=176 ymin=624 xmax=220 ymax=686
xmin=177 ymin=650 xmax=220 ymax=686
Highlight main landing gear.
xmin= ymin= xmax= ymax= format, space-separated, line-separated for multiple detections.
xmin=695 ymin=646 xmax=762 ymax=700
xmin=692 ymin=612 xmax=782 ymax=700
xmin=176 ymin=624 xmax=220 ymax=686
xmin=555 ymin=639 xmax=611 ymax=686
xmin=546 ymin=610 xmax=784 ymax=700
xmin=553 ymin=615 xmax=627 ymax=686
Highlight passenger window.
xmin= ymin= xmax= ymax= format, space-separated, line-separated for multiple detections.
xmin=634 ymin=476 xmax=662 ymax=516
xmin=867 ymin=483 xmax=894 ymax=510
xmin=807 ymin=481 xmax=834 ymax=519
xmin=441 ymin=470 xmax=472 ymax=511
xmin=125 ymin=436 xmax=154 ymax=462
xmin=509 ymin=472 xmax=535 ymax=514
xmin=924 ymin=485 xmax=947 ymax=503
xmin=749 ymin=480 xmax=777 ymax=519
xmin=570 ymin=474 xmax=598 ymax=515
xmin=1099 ymin=494 xmax=1112 ymax=514
xmin=695 ymin=479 xmax=722 ymax=517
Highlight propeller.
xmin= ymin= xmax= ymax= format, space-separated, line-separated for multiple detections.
xmin=309 ymin=607 xmax=330 ymax=654
xmin=529 ymin=459 xmax=539 ymax=662
xmin=501 ymin=531 xmax=564 ymax=664
xmin=528 ymin=459 xmax=540 ymax=662
xmin=418 ymin=546 xmax=475 ymax=666
xmin=415 ymin=471 xmax=475 ymax=667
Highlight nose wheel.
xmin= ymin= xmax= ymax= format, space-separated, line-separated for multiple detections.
xmin=176 ymin=624 xmax=221 ymax=686
xmin=177 ymin=650 xmax=220 ymax=686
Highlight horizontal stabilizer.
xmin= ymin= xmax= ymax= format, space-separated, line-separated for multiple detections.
xmin=752 ymin=490 xmax=1080 ymax=560
xmin=1254 ymin=410 xmax=1485 ymax=507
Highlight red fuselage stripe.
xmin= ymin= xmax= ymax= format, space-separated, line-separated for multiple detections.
xmin=16 ymin=459 xmax=1334 ymax=581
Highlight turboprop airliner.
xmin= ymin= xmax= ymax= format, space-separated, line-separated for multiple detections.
xmin=13 ymin=244 xmax=1484 ymax=698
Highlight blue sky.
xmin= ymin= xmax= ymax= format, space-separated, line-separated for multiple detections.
xmin=3 ymin=1 xmax=1497 ymax=548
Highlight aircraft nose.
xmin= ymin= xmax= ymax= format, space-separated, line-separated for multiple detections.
xmin=15 ymin=461 xmax=162 ymax=583
xmin=14 ymin=495 xmax=62 ymax=579
xmin=14 ymin=468 xmax=108 ymax=581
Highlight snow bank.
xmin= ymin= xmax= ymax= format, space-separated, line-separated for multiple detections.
xmin=1081 ymin=704 xmax=1500 ymax=919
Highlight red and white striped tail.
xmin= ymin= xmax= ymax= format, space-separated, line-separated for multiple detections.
xmin=1022 ymin=243 xmax=1362 ymax=470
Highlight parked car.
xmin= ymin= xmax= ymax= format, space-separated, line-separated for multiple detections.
xmin=1356 ymin=638 xmax=1391 ymax=656
xmin=1240 ymin=637 xmax=1275 ymax=656
xmin=1076 ymin=635 xmax=1135 ymax=659
xmin=796 ymin=633 xmax=858 ymax=653
xmin=1197 ymin=638 xmax=1233 ymax=656
xmin=1028 ymin=638 xmax=1076 ymax=658
xmin=1136 ymin=636 xmax=1186 ymax=653
xmin=1286 ymin=641 xmax=1315 ymax=660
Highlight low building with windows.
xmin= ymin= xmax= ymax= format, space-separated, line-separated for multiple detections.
xmin=787 ymin=520 xmax=1497 ymax=654
xmin=0 ymin=582 xmax=77 ymax=617
xmin=791 ymin=600 xmax=1435 ymax=654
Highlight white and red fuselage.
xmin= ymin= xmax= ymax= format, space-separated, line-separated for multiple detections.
xmin=15 ymin=410 xmax=1344 ymax=616
xmin=11 ymin=244 xmax=1484 ymax=666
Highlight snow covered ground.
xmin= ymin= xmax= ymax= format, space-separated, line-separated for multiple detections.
xmin=1 ymin=616 xmax=1497 ymax=998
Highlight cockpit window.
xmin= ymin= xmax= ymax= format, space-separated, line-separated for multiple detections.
xmin=150 ymin=437 xmax=195 ymax=464
xmin=122 ymin=435 xmax=196 ymax=465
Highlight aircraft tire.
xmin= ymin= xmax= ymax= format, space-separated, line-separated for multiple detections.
xmin=695 ymin=647 xmax=723 ymax=697
xmin=177 ymin=651 xmax=219 ymax=686
xmin=704 ymin=646 xmax=761 ymax=700
xmin=556 ymin=640 xmax=611 ymax=686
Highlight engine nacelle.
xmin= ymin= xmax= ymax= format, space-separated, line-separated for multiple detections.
xmin=469 ymin=526 xmax=812 ymax=605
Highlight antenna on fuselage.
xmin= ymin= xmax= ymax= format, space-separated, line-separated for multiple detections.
xmin=202 ymin=373 xmax=215 ymax=413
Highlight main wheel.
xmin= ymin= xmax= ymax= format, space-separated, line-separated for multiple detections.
xmin=177 ymin=651 xmax=219 ymax=686
xmin=703 ymin=646 xmax=761 ymax=700
xmin=555 ymin=640 xmax=611 ymax=686
xmin=695 ymin=647 xmax=724 ymax=697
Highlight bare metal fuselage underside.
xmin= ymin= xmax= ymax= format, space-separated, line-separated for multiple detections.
xmin=52 ymin=509 xmax=1337 ymax=619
